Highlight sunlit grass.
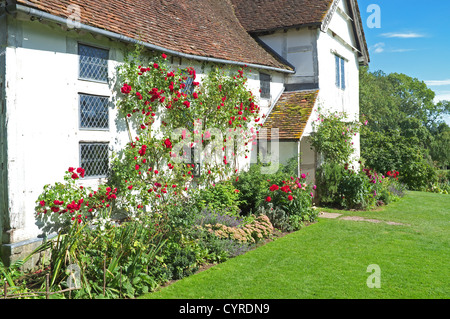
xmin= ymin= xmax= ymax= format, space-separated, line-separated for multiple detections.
xmin=140 ymin=191 xmax=449 ymax=299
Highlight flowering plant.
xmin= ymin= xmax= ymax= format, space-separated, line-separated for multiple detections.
xmin=35 ymin=167 xmax=117 ymax=233
xmin=112 ymin=46 xmax=262 ymax=217
xmin=311 ymin=109 xmax=361 ymax=164
xmin=263 ymin=175 xmax=317 ymax=229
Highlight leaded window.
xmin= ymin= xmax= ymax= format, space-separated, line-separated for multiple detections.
xmin=260 ymin=73 xmax=271 ymax=99
xmin=79 ymin=44 xmax=109 ymax=82
xmin=79 ymin=93 xmax=109 ymax=129
xmin=80 ymin=142 xmax=109 ymax=178
xmin=335 ymin=55 xmax=346 ymax=90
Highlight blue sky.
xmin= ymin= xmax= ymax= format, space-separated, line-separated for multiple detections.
xmin=358 ymin=0 xmax=450 ymax=122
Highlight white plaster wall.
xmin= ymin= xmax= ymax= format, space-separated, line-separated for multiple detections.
xmin=307 ymin=2 xmax=361 ymax=165
xmin=3 ymin=17 xmax=286 ymax=244
xmin=4 ymin=19 xmax=131 ymax=242
xmin=318 ymin=0 xmax=360 ymax=118
xmin=258 ymin=28 xmax=318 ymax=85
xmin=299 ymin=136 xmax=316 ymax=184
xmin=0 ymin=12 xmax=6 ymax=245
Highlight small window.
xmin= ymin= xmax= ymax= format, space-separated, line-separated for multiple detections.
xmin=181 ymin=70 xmax=194 ymax=95
xmin=79 ymin=93 xmax=109 ymax=130
xmin=80 ymin=142 xmax=109 ymax=178
xmin=79 ymin=43 xmax=109 ymax=82
xmin=335 ymin=55 xmax=346 ymax=90
xmin=259 ymin=73 xmax=271 ymax=99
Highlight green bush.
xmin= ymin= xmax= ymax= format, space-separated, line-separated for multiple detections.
xmin=232 ymin=162 xmax=289 ymax=215
xmin=192 ymin=181 xmax=242 ymax=216
xmin=315 ymin=162 xmax=346 ymax=207
xmin=338 ymin=169 xmax=377 ymax=210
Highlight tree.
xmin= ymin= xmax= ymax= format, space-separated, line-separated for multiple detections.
xmin=359 ymin=67 xmax=448 ymax=189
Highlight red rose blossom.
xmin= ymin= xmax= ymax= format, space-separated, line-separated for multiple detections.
xmin=269 ymin=184 xmax=279 ymax=192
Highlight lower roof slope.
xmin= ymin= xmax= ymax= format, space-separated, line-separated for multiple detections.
xmin=261 ymin=90 xmax=319 ymax=140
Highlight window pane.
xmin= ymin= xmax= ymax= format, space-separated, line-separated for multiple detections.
xmin=79 ymin=44 xmax=109 ymax=82
xmin=340 ymin=57 xmax=345 ymax=90
xmin=181 ymin=71 xmax=194 ymax=95
xmin=335 ymin=55 xmax=340 ymax=88
xmin=79 ymin=94 xmax=109 ymax=129
xmin=80 ymin=143 xmax=109 ymax=177
xmin=260 ymin=73 xmax=271 ymax=99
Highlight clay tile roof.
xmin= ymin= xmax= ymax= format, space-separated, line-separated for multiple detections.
xmin=261 ymin=90 xmax=318 ymax=140
xmin=230 ymin=0 xmax=333 ymax=33
xmin=15 ymin=0 xmax=292 ymax=70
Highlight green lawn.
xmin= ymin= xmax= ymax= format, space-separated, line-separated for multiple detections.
xmin=140 ymin=191 xmax=449 ymax=299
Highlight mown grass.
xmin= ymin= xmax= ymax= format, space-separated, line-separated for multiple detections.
xmin=140 ymin=191 xmax=449 ymax=299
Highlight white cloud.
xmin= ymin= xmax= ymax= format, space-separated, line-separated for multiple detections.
xmin=369 ymin=43 xmax=416 ymax=54
xmin=434 ymin=93 xmax=450 ymax=103
xmin=370 ymin=42 xmax=385 ymax=53
xmin=425 ymin=79 xmax=450 ymax=86
xmin=380 ymin=32 xmax=426 ymax=38
xmin=390 ymin=48 xmax=416 ymax=53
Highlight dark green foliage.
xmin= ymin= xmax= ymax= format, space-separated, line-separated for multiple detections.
xmin=359 ymin=67 xmax=449 ymax=189
xmin=315 ymin=162 xmax=346 ymax=207
xmin=192 ymin=181 xmax=242 ymax=215
xmin=232 ymin=162 xmax=288 ymax=214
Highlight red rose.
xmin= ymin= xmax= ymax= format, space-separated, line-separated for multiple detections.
xmin=121 ymin=83 xmax=132 ymax=94
xmin=164 ymin=138 xmax=172 ymax=149
xmin=161 ymin=53 xmax=167 ymax=59
xmin=288 ymin=195 xmax=294 ymax=201
xmin=193 ymin=92 xmax=198 ymax=99
xmin=269 ymin=184 xmax=279 ymax=192
xmin=266 ymin=196 xmax=271 ymax=202
xmin=183 ymin=100 xmax=190 ymax=108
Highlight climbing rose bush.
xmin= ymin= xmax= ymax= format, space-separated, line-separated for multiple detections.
xmin=36 ymin=46 xmax=264 ymax=226
xmin=310 ymin=109 xmax=362 ymax=164
xmin=110 ymin=47 xmax=263 ymax=217
xmin=35 ymin=167 xmax=117 ymax=232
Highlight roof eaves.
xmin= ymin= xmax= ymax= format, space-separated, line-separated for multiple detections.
xmin=11 ymin=2 xmax=295 ymax=74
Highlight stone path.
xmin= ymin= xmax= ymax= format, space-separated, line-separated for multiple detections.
xmin=319 ymin=212 xmax=408 ymax=226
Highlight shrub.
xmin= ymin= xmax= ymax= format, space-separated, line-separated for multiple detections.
xmin=232 ymin=162 xmax=288 ymax=215
xmin=315 ymin=162 xmax=345 ymax=207
xmin=310 ymin=110 xmax=361 ymax=164
xmin=338 ymin=169 xmax=377 ymax=210
xmin=192 ymin=181 xmax=242 ymax=216
xmin=257 ymin=204 xmax=292 ymax=232
xmin=193 ymin=208 xmax=245 ymax=228
xmin=262 ymin=176 xmax=317 ymax=230
xmin=204 ymin=215 xmax=274 ymax=244
xmin=378 ymin=175 xmax=407 ymax=204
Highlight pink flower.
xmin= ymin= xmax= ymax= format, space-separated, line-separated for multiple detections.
xmin=301 ymin=173 xmax=306 ymax=179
